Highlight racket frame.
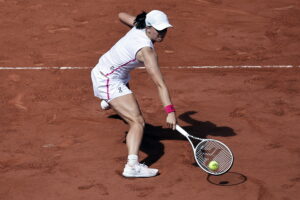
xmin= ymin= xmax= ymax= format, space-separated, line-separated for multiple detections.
xmin=176 ymin=125 xmax=234 ymax=175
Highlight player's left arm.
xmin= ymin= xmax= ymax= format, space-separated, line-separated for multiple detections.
xmin=118 ymin=12 xmax=135 ymax=27
xmin=138 ymin=47 xmax=177 ymax=129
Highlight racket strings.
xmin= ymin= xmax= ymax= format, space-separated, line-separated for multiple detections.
xmin=195 ymin=140 xmax=233 ymax=174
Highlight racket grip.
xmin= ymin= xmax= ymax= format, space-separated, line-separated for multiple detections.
xmin=175 ymin=125 xmax=189 ymax=137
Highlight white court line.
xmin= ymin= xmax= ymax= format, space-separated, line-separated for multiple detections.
xmin=172 ymin=65 xmax=299 ymax=69
xmin=0 ymin=66 xmax=91 ymax=70
xmin=0 ymin=65 xmax=299 ymax=70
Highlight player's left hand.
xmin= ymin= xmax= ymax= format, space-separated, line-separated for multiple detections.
xmin=166 ymin=112 xmax=176 ymax=130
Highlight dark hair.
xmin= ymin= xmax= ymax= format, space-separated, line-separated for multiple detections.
xmin=134 ymin=11 xmax=147 ymax=29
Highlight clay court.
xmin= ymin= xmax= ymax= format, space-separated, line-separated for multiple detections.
xmin=0 ymin=0 xmax=299 ymax=200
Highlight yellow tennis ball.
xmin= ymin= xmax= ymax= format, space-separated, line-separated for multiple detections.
xmin=208 ymin=161 xmax=219 ymax=171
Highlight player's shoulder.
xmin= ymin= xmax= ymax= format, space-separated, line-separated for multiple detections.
xmin=140 ymin=46 xmax=157 ymax=57
xmin=136 ymin=46 xmax=156 ymax=63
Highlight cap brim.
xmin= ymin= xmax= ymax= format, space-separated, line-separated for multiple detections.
xmin=153 ymin=23 xmax=173 ymax=31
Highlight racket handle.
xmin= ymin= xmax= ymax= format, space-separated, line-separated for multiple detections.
xmin=175 ymin=125 xmax=189 ymax=137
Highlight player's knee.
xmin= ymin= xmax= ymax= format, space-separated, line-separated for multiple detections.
xmin=135 ymin=116 xmax=145 ymax=128
xmin=130 ymin=115 xmax=145 ymax=128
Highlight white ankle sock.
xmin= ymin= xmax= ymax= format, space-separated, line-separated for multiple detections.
xmin=127 ymin=154 xmax=138 ymax=166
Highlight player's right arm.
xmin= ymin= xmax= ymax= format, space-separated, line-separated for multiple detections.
xmin=118 ymin=12 xmax=135 ymax=27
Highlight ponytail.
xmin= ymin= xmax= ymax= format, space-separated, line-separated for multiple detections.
xmin=134 ymin=11 xmax=147 ymax=29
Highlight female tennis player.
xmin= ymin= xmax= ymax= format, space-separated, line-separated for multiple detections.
xmin=91 ymin=10 xmax=176 ymax=178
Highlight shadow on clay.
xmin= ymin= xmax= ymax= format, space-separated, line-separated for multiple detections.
xmin=109 ymin=111 xmax=247 ymax=183
xmin=109 ymin=111 xmax=236 ymax=166
xmin=207 ymin=172 xmax=247 ymax=186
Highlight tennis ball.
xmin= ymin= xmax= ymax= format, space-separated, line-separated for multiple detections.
xmin=208 ymin=160 xmax=219 ymax=171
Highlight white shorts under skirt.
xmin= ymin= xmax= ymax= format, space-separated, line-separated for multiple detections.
xmin=91 ymin=67 xmax=132 ymax=102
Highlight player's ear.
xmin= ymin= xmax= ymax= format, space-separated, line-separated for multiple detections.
xmin=145 ymin=27 xmax=150 ymax=33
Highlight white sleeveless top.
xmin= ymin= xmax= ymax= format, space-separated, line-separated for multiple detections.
xmin=95 ymin=27 xmax=154 ymax=81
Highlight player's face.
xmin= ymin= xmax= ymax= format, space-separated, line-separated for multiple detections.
xmin=147 ymin=27 xmax=168 ymax=42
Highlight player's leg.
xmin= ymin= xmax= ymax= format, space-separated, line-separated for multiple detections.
xmin=109 ymin=93 xmax=144 ymax=156
xmin=109 ymin=94 xmax=158 ymax=177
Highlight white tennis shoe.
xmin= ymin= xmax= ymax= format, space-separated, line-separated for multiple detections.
xmin=100 ymin=100 xmax=111 ymax=110
xmin=122 ymin=163 xmax=159 ymax=178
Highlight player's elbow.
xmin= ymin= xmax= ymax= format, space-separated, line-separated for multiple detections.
xmin=118 ymin=12 xmax=134 ymax=27
xmin=118 ymin=12 xmax=126 ymax=21
xmin=118 ymin=12 xmax=124 ymax=19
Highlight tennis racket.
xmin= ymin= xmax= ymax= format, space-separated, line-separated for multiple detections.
xmin=176 ymin=125 xmax=234 ymax=175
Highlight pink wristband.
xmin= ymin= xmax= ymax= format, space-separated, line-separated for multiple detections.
xmin=164 ymin=105 xmax=175 ymax=114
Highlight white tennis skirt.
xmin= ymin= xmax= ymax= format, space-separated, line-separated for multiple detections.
xmin=91 ymin=67 xmax=132 ymax=102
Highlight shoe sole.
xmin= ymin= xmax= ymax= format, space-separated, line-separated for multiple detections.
xmin=122 ymin=172 xmax=158 ymax=178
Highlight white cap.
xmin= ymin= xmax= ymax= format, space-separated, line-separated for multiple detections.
xmin=145 ymin=10 xmax=173 ymax=31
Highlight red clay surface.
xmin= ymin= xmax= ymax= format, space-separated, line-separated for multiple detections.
xmin=0 ymin=1 xmax=300 ymax=200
